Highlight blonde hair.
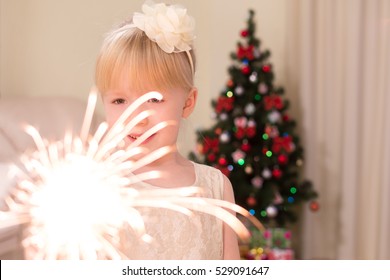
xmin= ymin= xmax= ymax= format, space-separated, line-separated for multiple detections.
xmin=95 ymin=22 xmax=196 ymax=94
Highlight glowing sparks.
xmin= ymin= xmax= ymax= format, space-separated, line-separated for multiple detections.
xmin=0 ymin=90 xmax=263 ymax=259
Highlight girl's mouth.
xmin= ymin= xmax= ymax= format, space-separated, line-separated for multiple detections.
xmin=128 ymin=135 xmax=138 ymax=140
xmin=127 ymin=133 xmax=155 ymax=144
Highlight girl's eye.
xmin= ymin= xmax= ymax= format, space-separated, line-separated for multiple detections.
xmin=112 ymin=98 xmax=126 ymax=105
xmin=148 ymin=98 xmax=163 ymax=103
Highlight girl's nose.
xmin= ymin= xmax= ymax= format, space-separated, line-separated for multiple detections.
xmin=135 ymin=116 xmax=148 ymax=126
xmin=132 ymin=104 xmax=149 ymax=127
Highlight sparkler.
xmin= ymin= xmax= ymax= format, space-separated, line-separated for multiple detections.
xmin=0 ymin=89 xmax=263 ymax=260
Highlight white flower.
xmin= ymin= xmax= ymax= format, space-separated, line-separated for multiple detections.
xmin=133 ymin=1 xmax=195 ymax=53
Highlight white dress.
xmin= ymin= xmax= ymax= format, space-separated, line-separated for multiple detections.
xmin=121 ymin=162 xmax=224 ymax=259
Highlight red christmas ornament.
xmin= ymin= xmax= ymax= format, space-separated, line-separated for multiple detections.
xmin=242 ymin=65 xmax=251 ymax=75
xmin=277 ymin=154 xmax=288 ymax=165
xmin=203 ymin=137 xmax=219 ymax=154
xmin=282 ymin=114 xmax=290 ymax=122
xmin=309 ymin=201 xmax=320 ymax=212
xmin=215 ymin=96 xmax=235 ymax=113
xmin=235 ymin=127 xmax=246 ymax=139
xmin=207 ymin=153 xmax=216 ymax=162
xmin=241 ymin=141 xmax=251 ymax=152
xmin=218 ymin=157 xmax=228 ymax=166
xmin=262 ymin=64 xmax=271 ymax=72
xmin=241 ymin=29 xmax=249 ymax=37
xmin=272 ymin=136 xmax=293 ymax=154
xmin=272 ymin=168 xmax=282 ymax=179
xmin=264 ymin=95 xmax=283 ymax=110
xmin=247 ymin=196 xmax=257 ymax=206
xmin=237 ymin=45 xmax=255 ymax=60
xmin=265 ymin=125 xmax=272 ymax=135
xmin=246 ymin=126 xmax=256 ymax=138
xmin=227 ymin=79 xmax=234 ymax=88
xmin=215 ymin=128 xmax=222 ymax=135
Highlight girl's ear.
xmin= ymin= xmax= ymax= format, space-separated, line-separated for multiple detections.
xmin=182 ymin=87 xmax=198 ymax=118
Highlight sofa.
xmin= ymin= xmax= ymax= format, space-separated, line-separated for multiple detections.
xmin=0 ymin=95 xmax=103 ymax=259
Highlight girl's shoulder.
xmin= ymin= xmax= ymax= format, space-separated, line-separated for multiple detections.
xmin=192 ymin=161 xmax=219 ymax=172
xmin=192 ymin=162 xmax=225 ymax=199
xmin=192 ymin=161 xmax=223 ymax=180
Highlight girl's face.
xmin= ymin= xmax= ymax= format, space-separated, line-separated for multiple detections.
xmin=102 ymin=74 xmax=195 ymax=160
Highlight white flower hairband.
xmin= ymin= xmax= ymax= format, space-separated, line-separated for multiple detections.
xmin=132 ymin=1 xmax=195 ymax=74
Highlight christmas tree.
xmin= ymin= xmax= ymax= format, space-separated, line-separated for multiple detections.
xmin=189 ymin=10 xmax=318 ymax=227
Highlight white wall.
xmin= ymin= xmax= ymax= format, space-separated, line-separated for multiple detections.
xmin=0 ymin=0 xmax=287 ymax=155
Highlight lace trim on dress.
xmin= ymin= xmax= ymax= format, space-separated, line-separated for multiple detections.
xmin=120 ymin=162 xmax=224 ymax=259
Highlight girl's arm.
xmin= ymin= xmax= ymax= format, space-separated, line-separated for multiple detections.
xmin=222 ymin=175 xmax=241 ymax=260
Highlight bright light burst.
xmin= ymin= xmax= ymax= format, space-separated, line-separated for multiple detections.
xmin=0 ymin=90 xmax=263 ymax=259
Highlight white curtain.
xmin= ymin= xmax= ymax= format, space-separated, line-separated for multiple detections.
xmin=286 ymin=0 xmax=390 ymax=259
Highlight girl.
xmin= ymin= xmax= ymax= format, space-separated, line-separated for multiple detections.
xmin=95 ymin=1 xmax=240 ymax=260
